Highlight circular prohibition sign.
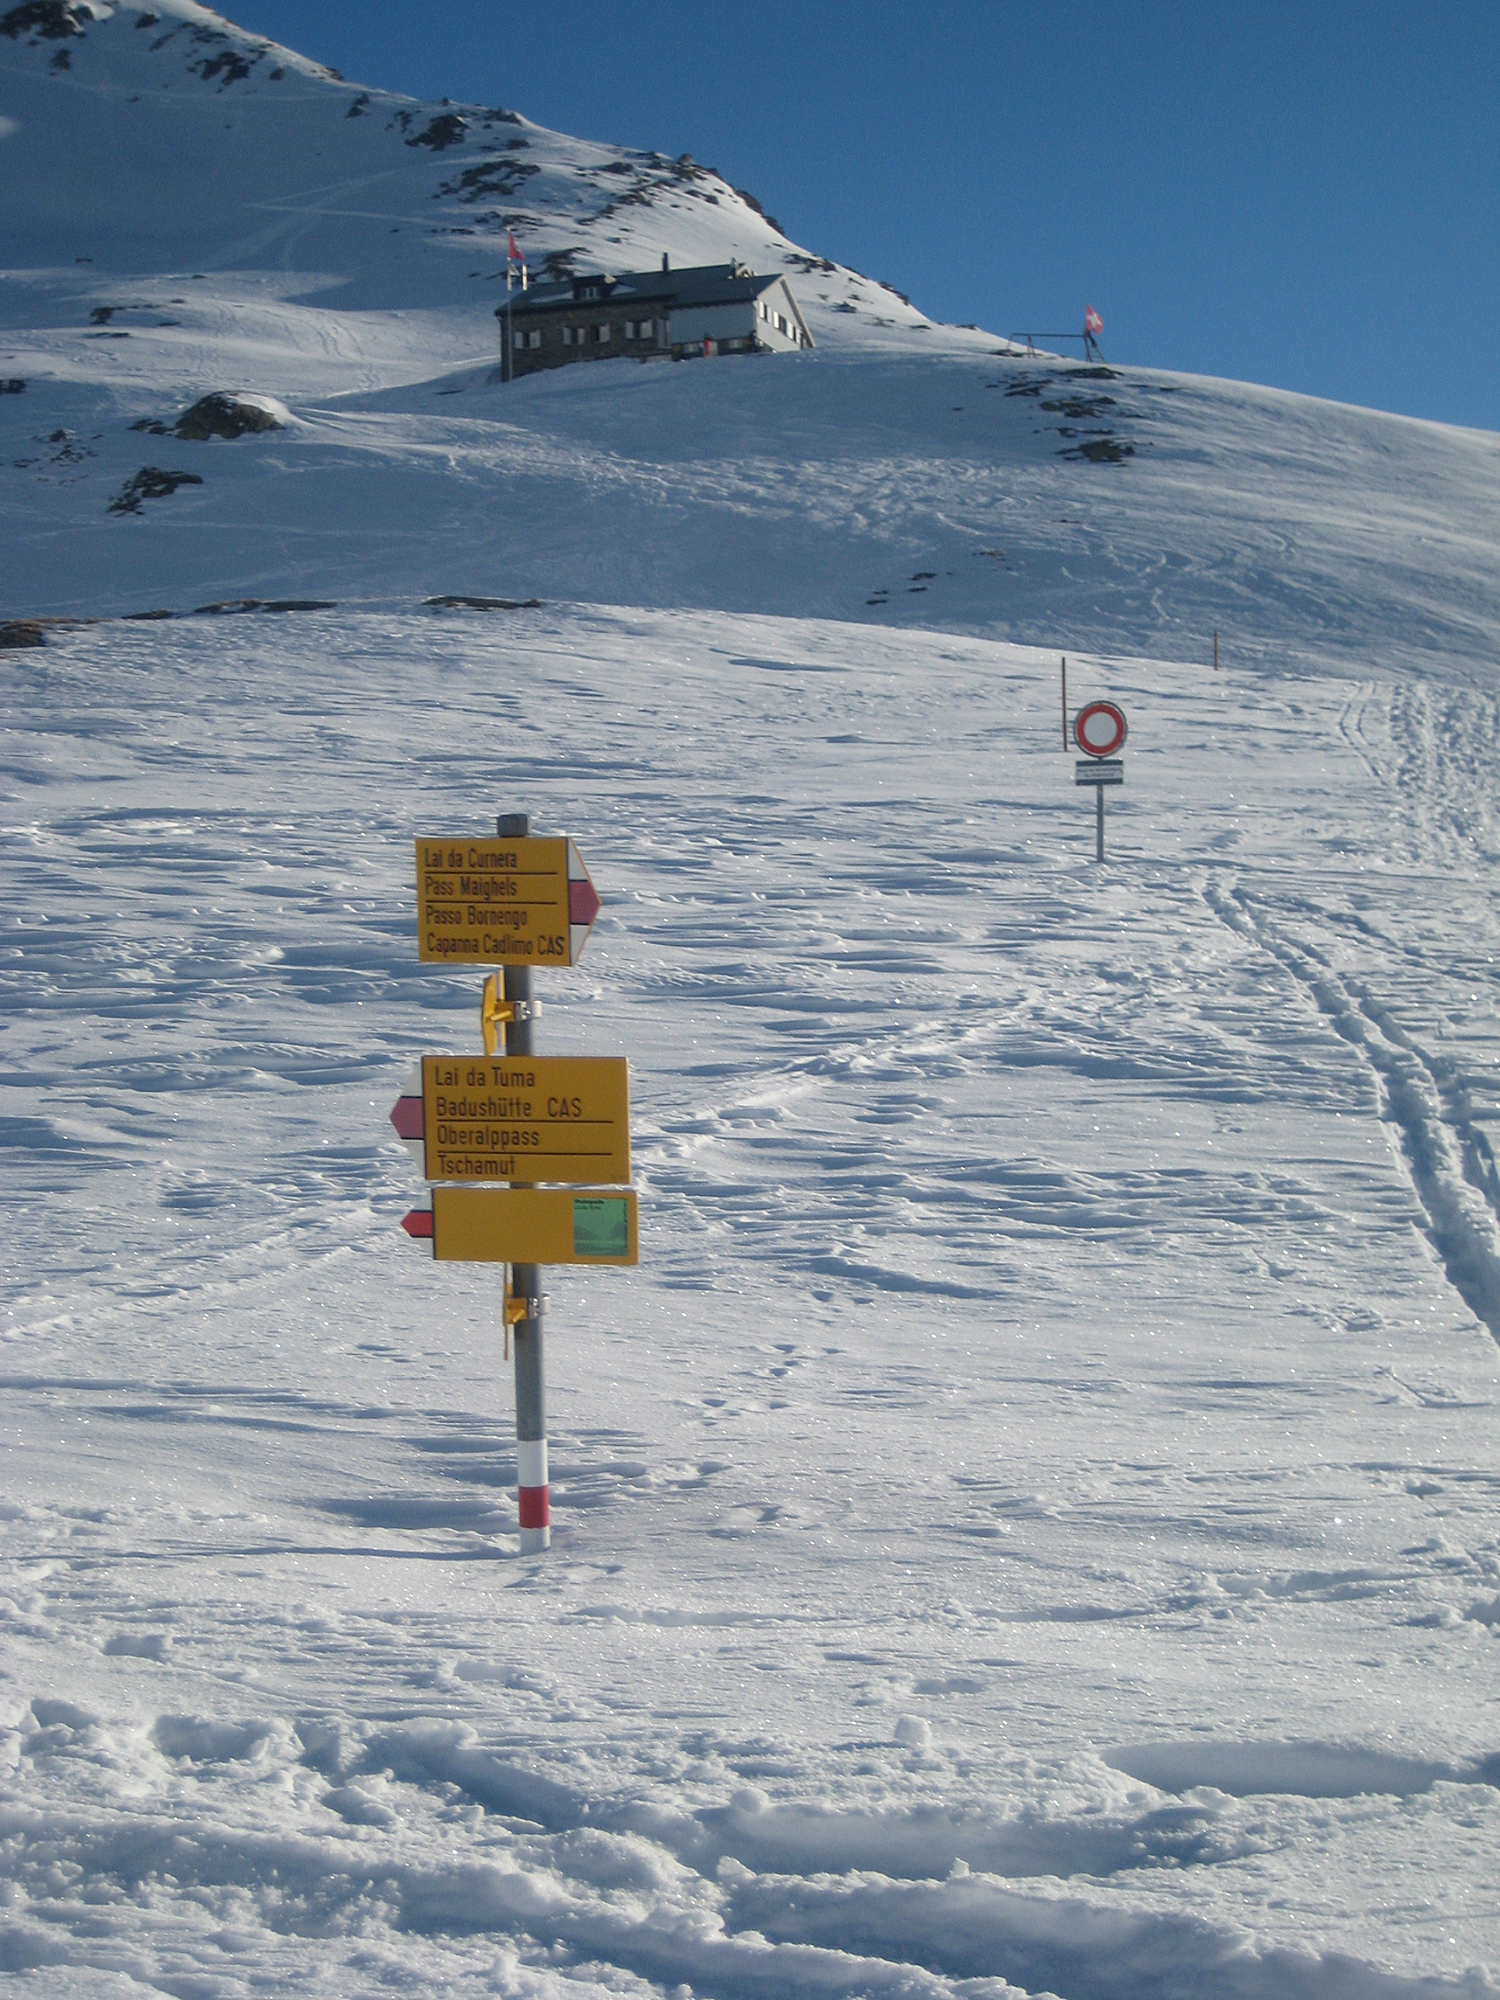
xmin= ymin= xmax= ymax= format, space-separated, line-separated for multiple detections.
xmin=1074 ymin=700 xmax=1128 ymax=758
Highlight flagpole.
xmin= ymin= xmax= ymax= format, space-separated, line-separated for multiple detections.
xmin=503 ymin=233 xmax=524 ymax=384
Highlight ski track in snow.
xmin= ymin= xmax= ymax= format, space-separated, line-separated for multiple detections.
xmin=4 ymin=605 xmax=1500 ymax=1997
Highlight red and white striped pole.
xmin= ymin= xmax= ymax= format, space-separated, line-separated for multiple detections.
xmin=516 ymin=1435 xmax=548 ymax=1545
xmin=498 ymin=811 xmax=549 ymax=1555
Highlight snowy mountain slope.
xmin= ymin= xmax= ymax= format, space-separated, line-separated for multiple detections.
xmin=3 ymin=0 xmax=1499 ymax=690
xmin=4 ymin=5 xmax=1500 ymax=1997
xmin=8 ymin=337 xmax=1500 ymax=691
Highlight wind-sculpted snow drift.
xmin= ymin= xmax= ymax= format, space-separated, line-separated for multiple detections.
xmin=3 ymin=6 xmax=1500 ymax=1998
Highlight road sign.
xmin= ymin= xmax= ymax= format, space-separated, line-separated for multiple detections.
xmin=415 ymin=835 xmax=601 ymax=967
xmin=389 ymin=1055 xmax=630 ymax=1185
xmin=1075 ymin=758 xmax=1123 ymax=785
xmin=403 ymin=1186 xmax=639 ymax=1265
xmin=1075 ymin=701 xmax=1127 ymax=758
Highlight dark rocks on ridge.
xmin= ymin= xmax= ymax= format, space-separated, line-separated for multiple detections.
xmin=173 ymin=393 xmax=285 ymax=441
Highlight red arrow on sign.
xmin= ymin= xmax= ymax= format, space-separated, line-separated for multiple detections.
xmin=567 ymin=840 xmax=600 ymax=962
xmin=390 ymin=1095 xmax=424 ymax=1140
xmin=401 ymin=1208 xmax=434 ymax=1239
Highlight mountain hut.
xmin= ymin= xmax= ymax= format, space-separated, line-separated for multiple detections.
xmin=495 ymin=259 xmax=813 ymax=377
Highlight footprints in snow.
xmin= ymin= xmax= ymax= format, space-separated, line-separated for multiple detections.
xmin=1107 ymin=1738 xmax=1500 ymax=1799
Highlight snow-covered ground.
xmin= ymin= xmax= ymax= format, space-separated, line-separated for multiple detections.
xmin=4 ymin=6 xmax=1500 ymax=1996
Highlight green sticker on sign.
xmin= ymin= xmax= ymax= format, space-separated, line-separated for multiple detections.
xmin=573 ymin=1196 xmax=629 ymax=1259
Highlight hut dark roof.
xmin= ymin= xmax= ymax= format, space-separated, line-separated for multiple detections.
xmin=498 ymin=261 xmax=783 ymax=319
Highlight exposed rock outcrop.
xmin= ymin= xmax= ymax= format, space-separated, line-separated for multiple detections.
xmin=173 ymin=392 xmax=288 ymax=441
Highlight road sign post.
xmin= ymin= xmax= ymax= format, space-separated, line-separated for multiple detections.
xmin=1097 ymin=772 xmax=1104 ymax=862
xmin=1073 ymin=702 xmax=1127 ymax=862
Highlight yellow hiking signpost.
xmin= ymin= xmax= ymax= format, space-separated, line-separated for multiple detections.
xmin=390 ymin=1055 xmax=630 ymax=1187
xmin=414 ymin=834 xmax=600 ymax=966
xmin=392 ymin=816 xmax=633 ymax=1554
xmin=403 ymin=1187 xmax=639 ymax=1266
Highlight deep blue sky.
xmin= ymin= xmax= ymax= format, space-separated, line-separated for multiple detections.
xmin=225 ymin=2 xmax=1500 ymax=432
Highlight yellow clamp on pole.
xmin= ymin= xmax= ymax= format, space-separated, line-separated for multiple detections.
xmin=502 ymin=1282 xmax=549 ymax=1357
xmin=481 ymin=973 xmax=515 ymax=1056
xmin=499 ymin=1270 xmax=522 ymax=1360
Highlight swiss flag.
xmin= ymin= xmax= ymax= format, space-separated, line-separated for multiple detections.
xmin=1084 ymin=306 xmax=1103 ymax=336
xmin=507 ymin=230 xmax=522 ymax=262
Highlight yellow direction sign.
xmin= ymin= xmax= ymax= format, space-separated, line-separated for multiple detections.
xmin=409 ymin=1055 xmax=629 ymax=1186
xmin=405 ymin=1186 xmax=639 ymax=1265
xmin=415 ymin=835 xmax=600 ymax=967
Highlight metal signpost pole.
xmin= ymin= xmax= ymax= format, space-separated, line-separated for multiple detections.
xmin=1096 ymin=781 xmax=1105 ymax=862
xmin=497 ymin=810 xmax=548 ymax=1554
xmin=404 ymin=819 xmax=616 ymax=1561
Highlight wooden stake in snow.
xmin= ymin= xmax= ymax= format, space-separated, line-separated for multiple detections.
xmin=1061 ymin=656 xmax=1068 ymax=750
xmin=1214 ymin=630 xmax=1219 ymax=673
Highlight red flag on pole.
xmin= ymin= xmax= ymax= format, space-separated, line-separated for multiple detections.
xmin=1084 ymin=306 xmax=1103 ymax=336
xmin=507 ymin=230 xmax=522 ymax=262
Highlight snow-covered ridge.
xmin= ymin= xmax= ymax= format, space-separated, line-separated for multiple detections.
xmin=1 ymin=0 xmax=340 ymax=82
xmin=0 ymin=0 xmax=932 ymax=333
